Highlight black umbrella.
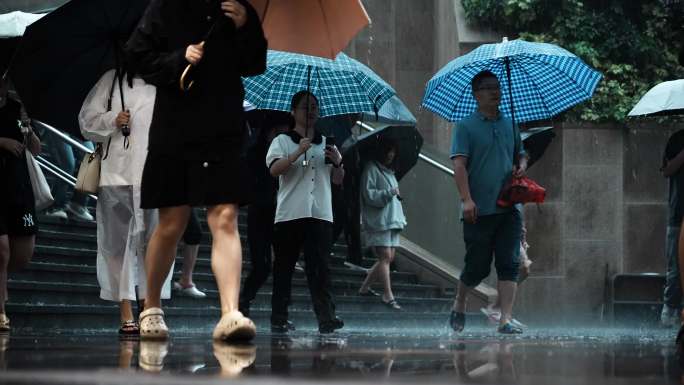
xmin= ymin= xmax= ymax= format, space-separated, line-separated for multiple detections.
xmin=9 ymin=0 xmax=148 ymax=139
xmin=521 ymin=126 xmax=555 ymax=169
xmin=341 ymin=124 xmax=423 ymax=181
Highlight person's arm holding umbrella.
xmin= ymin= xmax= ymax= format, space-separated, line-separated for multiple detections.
xmin=226 ymin=0 xmax=267 ymax=77
xmin=268 ymin=135 xmax=312 ymax=177
xmin=125 ymin=0 xmax=189 ymax=87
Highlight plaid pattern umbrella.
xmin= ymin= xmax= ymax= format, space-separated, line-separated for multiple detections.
xmin=422 ymin=39 xmax=602 ymax=123
xmin=243 ymin=50 xmax=396 ymax=117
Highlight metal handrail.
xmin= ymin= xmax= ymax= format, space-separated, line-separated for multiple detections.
xmin=36 ymin=155 xmax=77 ymax=183
xmin=30 ymin=120 xmax=98 ymax=200
xmin=33 ymin=120 xmax=93 ymax=154
xmin=35 ymin=156 xmax=97 ymax=201
xmin=356 ymin=121 xmax=454 ymax=176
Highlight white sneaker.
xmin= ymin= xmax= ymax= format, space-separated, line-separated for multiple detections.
xmin=661 ymin=305 xmax=679 ymax=327
xmin=509 ymin=318 xmax=527 ymax=329
xmin=65 ymin=202 xmax=94 ymax=222
xmin=480 ymin=306 xmax=501 ymax=324
xmin=173 ymin=282 xmax=207 ymax=298
xmin=44 ymin=208 xmax=68 ymax=220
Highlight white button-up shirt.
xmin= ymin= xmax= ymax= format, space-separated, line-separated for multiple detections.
xmin=266 ymin=132 xmax=334 ymax=224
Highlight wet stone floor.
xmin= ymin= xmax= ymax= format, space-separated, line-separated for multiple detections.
xmin=0 ymin=326 xmax=682 ymax=385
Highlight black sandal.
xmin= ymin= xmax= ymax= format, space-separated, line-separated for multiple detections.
xmin=382 ymin=299 xmax=401 ymax=310
xmin=359 ymin=288 xmax=380 ymax=297
xmin=119 ymin=320 xmax=140 ymax=338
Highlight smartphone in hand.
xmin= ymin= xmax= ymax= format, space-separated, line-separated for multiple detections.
xmin=325 ymin=135 xmax=336 ymax=164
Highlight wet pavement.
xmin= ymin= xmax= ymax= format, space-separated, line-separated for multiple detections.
xmin=0 ymin=326 xmax=682 ymax=385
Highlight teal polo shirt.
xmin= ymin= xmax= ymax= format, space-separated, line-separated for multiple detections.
xmin=450 ymin=110 xmax=524 ymax=217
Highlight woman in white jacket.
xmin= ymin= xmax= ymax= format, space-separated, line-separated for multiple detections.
xmin=79 ymin=68 xmax=172 ymax=337
xmin=357 ymin=139 xmax=406 ymax=310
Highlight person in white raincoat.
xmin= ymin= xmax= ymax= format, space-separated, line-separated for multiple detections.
xmin=79 ymin=68 xmax=172 ymax=337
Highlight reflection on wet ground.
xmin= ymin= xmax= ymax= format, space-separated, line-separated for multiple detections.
xmin=0 ymin=327 xmax=682 ymax=384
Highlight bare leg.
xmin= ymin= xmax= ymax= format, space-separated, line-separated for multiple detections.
xmin=0 ymin=235 xmax=35 ymax=313
xmin=179 ymin=244 xmax=200 ymax=287
xmin=0 ymin=236 xmax=9 ymax=314
xmin=120 ymin=300 xmax=134 ymax=322
xmin=375 ymin=247 xmax=395 ymax=302
xmin=498 ymin=280 xmax=518 ymax=325
xmin=206 ymin=204 xmax=242 ymax=315
xmin=452 ymin=281 xmax=472 ymax=313
xmin=359 ymin=261 xmax=379 ymax=292
xmin=144 ymin=206 xmax=191 ymax=310
xmin=7 ymin=235 xmax=34 ymax=272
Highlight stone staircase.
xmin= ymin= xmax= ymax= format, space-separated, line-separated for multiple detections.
xmin=6 ymin=210 xmax=466 ymax=334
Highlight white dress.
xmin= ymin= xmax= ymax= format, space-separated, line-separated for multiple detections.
xmin=79 ymin=69 xmax=172 ymax=302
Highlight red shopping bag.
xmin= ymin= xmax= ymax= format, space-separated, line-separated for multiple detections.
xmin=497 ymin=176 xmax=546 ymax=208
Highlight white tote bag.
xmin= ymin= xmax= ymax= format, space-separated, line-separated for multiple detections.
xmin=25 ymin=149 xmax=54 ymax=211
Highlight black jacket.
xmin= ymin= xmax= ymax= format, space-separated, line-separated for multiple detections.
xmin=125 ymin=0 xmax=267 ymax=157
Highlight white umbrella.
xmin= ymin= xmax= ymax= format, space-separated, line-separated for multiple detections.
xmin=628 ymin=79 xmax=684 ymax=117
xmin=0 ymin=11 xmax=45 ymax=38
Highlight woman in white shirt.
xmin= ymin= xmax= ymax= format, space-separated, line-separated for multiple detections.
xmin=79 ymin=68 xmax=171 ymax=337
xmin=266 ymin=91 xmax=345 ymax=334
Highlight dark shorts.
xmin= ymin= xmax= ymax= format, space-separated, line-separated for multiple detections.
xmin=459 ymin=210 xmax=522 ymax=287
xmin=0 ymin=152 xmax=38 ymax=237
xmin=141 ymin=143 xmax=250 ymax=209
xmin=0 ymin=204 xmax=37 ymax=237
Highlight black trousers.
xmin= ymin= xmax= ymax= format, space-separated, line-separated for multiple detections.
xmin=182 ymin=208 xmax=202 ymax=245
xmin=271 ymin=218 xmax=336 ymax=325
xmin=331 ymin=173 xmax=362 ymax=265
xmin=240 ymin=203 xmax=276 ymax=305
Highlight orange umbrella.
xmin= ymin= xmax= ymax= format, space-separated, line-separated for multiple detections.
xmin=248 ymin=0 xmax=370 ymax=59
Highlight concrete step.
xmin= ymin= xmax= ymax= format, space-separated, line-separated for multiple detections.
xmin=7 ymin=280 xmax=452 ymax=313
xmin=4 ymin=302 xmax=472 ymax=334
xmin=11 ymin=262 xmax=442 ymax=298
xmin=32 ymin=243 xmax=377 ymax=270
xmin=26 ymin=245 xmax=415 ymax=284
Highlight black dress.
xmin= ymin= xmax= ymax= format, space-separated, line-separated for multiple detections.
xmin=0 ymin=98 xmax=37 ymax=236
xmin=125 ymin=0 xmax=267 ymax=208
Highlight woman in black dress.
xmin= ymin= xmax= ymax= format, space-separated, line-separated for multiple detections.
xmin=126 ymin=0 xmax=267 ymax=341
xmin=0 ymin=75 xmax=41 ymax=332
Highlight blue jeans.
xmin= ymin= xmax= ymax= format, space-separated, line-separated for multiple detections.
xmin=44 ymin=133 xmax=93 ymax=209
xmin=664 ymin=226 xmax=682 ymax=309
xmin=460 ymin=210 xmax=522 ymax=287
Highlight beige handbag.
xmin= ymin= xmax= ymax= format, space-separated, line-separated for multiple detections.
xmin=75 ymin=143 xmax=102 ymax=194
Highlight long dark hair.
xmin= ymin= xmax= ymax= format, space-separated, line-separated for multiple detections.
xmin=290 ymin=90 xmax=318 ymax=111
xmin=376 ymin=138 xmax=399 ymax=171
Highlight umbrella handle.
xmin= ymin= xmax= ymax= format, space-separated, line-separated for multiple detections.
xmin=179 ymin=41 xmax=206 ymax=92
xmin=180 ymin=64 xmax=195 ymax=91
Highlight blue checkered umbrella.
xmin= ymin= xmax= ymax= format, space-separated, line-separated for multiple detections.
xmin=243 ymin=50 xmax=396 ymax=117
xmin=422 ymin=38 xmax=602 ymax=123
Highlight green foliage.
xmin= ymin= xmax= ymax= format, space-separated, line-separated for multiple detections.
xmin=461 ymin=0 xmax=684 ymax=123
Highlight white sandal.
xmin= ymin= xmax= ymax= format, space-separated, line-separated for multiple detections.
xmin=212 ymin=311 xmax=256 ymax=341
xmin=212 ymin=341 xmax=257 ymax=377
xmin=139 ymin=307 xmax=169 ymax=340
xmin=0 ymin=314 xmax=9 ymax=332
xmin=139 ymin=340 xmax=169 ymax=372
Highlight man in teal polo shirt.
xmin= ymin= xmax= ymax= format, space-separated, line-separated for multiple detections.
xmin=449 ymin=70 xmax=527 ymax=334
